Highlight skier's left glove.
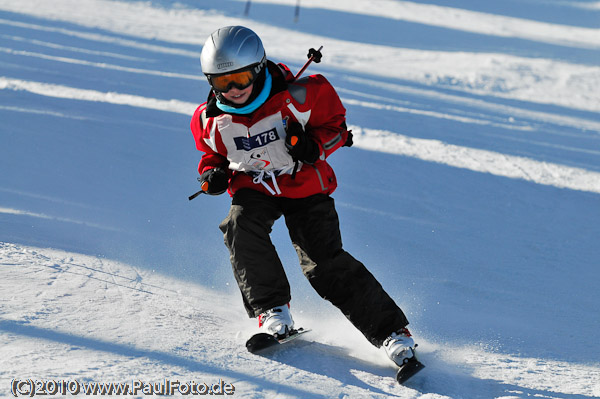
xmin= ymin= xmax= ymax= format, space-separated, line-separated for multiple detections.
xmin=285 ymin=122 xmax=319 ymax=164
xmin=198 ymin=167 xmax=228 ymax=195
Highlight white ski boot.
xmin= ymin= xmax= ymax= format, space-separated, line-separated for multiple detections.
xmin=383 ymin=327 xmax=416 ymax=366
xmin=258 ymin=304 xmax=294 ymax=337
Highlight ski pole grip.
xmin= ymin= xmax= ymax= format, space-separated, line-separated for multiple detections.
xmin=294 ymin=46 xmax=323 ymax=81
xmin=188 ymin=178 xmax=210 ymax=200
xmin=308 ymin=46 xmax=323 ymax=63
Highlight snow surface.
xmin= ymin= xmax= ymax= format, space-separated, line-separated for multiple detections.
xmin=1 ymin=0 xmax=599 ymax=398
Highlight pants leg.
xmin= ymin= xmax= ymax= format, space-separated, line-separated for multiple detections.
xmin=283 ymin=194 xmax=409 ymax=347
xmin=219 ymin=189 xmax=290 ymax=318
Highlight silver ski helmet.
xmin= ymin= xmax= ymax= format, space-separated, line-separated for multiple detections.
xmin=201 ymin=26 xmax=267 ymax=93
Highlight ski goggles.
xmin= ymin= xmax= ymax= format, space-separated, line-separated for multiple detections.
xmin=208 ymin=69 xmax=254 ymax=92
xmin=206 ymin=60 xmax=266 ymax=93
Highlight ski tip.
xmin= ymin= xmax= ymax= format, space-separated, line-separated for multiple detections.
xmin=245 ymin=328 xmax=310 ymax=354
xmin=396 ymin=358 xmax=425 ymax=384
xmin=245 ymin=333 xmax=279 ymax=354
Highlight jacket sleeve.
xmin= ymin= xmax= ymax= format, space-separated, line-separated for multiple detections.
xmin=302 ymin=75 xmax=350 ymax=160
xmin=190 ymin=103 xmax=229 ymax=175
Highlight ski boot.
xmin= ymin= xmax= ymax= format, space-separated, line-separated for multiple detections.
xmin=258 ymin=304 xmax=294 ymax=338
xmin=383 ymin=327 xmax=425 ymax=384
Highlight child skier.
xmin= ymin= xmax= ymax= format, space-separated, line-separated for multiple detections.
xmin=190 ymin=25 xmax=417 ymax=368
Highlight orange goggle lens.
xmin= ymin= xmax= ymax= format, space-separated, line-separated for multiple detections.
xmin=208 ymin=69 xmax=255 ymax=93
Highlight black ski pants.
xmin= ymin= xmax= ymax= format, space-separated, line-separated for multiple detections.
xmin=219 ymin=189 xmax=409 ymax=346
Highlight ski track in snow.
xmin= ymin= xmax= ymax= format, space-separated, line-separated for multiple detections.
xmin=2 ymin=242 xmax=599 ymax=399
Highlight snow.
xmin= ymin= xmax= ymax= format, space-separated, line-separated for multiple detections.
xmin=0 ymin=0 xmax=599 ymax=398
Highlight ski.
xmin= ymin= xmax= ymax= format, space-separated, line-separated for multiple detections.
xmin=246 ymin=328 xmax=310 ymax=354
xmin=396 ymin=355 xmax=425 ymax=384
xmin=246 ymin=327 xmax=423 ymax=384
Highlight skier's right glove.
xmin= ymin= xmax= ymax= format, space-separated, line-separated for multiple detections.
xmin=198 ymin=167 xmax=228 ymax=195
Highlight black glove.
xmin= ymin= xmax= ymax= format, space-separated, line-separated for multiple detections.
xmin=285 ymin=122 xmax=319 ymax=164
xmin=198 ymin=167 xmax=228 ymax=195
xmin=343 ymin=130 xmax=353 ymax=147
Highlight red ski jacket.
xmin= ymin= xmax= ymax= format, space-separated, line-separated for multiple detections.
xmin=190 ymin=62 xmax=350 ymax=198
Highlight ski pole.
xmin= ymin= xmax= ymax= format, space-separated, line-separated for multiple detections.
xmin=287 ymin=46 xmax=323 ymax=178
xmin=188 ymin=180 xmax=209 ymax=200
xmin=293 ymin=46 xmax=323 ymax=81
xmin=188 ymin=189 xmax=204 ymax=201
